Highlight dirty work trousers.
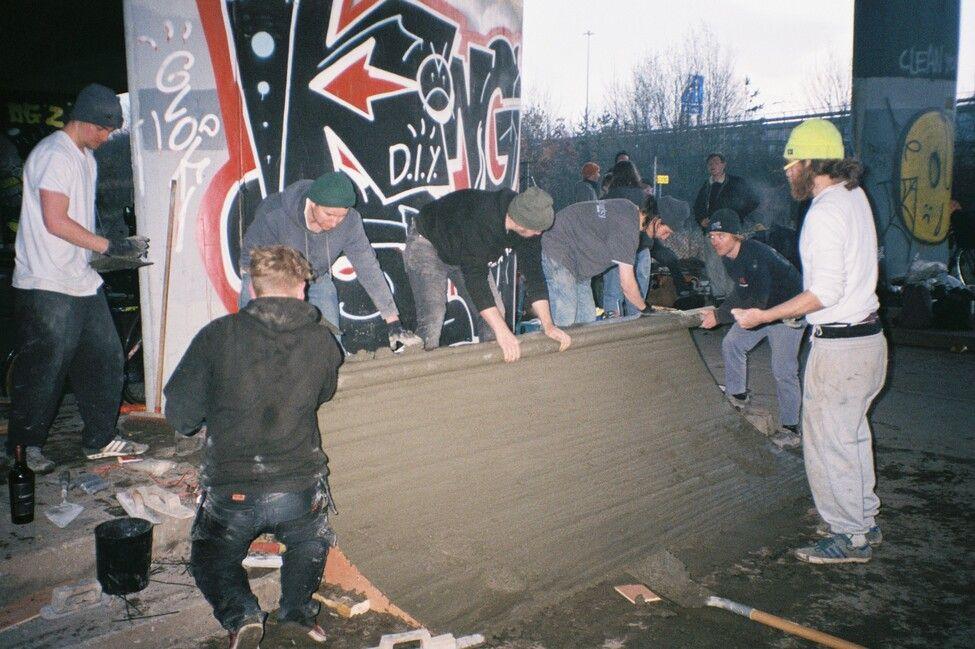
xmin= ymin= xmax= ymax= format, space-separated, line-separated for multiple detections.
xmin=722 ymin=321 xmax=805 ymax=426
xmin=802 ymin=331 xmax=887 ymax=539
xmin=190 ymin=481 xmax=335 ymax=631
xmin=403 ymin=225 xmax=504 ymax=349
xmin=7 ymin=288 xmax=122 ymax=454
xmin=541 ymin=253 xmax=596 ymax=327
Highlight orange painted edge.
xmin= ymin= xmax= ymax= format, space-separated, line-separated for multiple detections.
xmin=324 ymin=546 xmax=422 ymax=628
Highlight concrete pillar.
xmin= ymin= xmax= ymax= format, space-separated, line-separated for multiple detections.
xmin=851 ymin=0 xmax=961 ymax=283
xmin=123 ymin=0 xmax=524 ymax=410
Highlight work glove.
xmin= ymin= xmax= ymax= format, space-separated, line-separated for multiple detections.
xmin=388 ymin=321 xmax=422 ymax=352
xmin=106 ymin=235 xmax=150 ymax=259
xmin=639 ymin=304 xmax=655 ymax=316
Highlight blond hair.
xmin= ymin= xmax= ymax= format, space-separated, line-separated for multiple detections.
xmin=248 ymin=245 xmax=313 ymax=296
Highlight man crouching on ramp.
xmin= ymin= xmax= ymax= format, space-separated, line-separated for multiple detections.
xmin=165 ymin=245 xmax=342 ymax=648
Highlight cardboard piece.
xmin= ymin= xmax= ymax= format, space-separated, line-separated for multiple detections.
xmin=614 ymin=584 xmax=662 ymax=604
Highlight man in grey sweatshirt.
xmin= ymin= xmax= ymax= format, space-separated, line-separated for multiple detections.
xmin=240 ymin=172 xmax=419 ymax=350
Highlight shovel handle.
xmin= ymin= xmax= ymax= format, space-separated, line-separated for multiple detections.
xmin=749 ymin=609 xmax=866 ymax=649
xmin=707 ymin=597 xmax=866 ymax=649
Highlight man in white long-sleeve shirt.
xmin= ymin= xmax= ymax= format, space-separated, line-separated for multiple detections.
xmin=732 ymin=119 xmax=887 ymax=564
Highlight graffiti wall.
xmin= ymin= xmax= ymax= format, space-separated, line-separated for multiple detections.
xmin=851 ymin=0 xmax=960 ymax=282
xmin=123 ymin=0 xmax=523 ymax=410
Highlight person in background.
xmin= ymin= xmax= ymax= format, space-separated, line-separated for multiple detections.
xmin=572 ymin=162 xmax=602 ymax=204
xmin=166 ymin=245 xmax=342 ymax=648
xmin=693 ymin=152 xmax=759 ymax=231
xmin=7 ymin=83 xmax=149 ymax=473
xmin=698 ymin=208 xmax=805 ymax=449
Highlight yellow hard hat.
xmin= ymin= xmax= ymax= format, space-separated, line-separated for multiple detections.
xmin=783 ymin=119 xmax=844 ymax=169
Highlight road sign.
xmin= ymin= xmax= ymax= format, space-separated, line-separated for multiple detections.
xmin=656 ymin=174 xmax=670 ymax=184
xmin=681 ymin=74 xmax=704 ymax=116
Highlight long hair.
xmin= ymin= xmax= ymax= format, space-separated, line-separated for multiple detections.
xmin=608 ymin=160 xmax=642 ymax=188
xmin=809 ymin=158 xmax=864 ymax=190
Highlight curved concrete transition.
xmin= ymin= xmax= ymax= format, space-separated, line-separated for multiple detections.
xmin=318 ymin=314 xmax=805 ymax=633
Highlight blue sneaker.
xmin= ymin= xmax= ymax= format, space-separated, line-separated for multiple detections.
xmin=816 ymin=522 xmax=883 ymax=546
xmin=795 ymin=534 xmax=872 ymax=564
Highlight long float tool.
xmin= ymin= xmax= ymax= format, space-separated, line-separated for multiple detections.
xmin=629 ymin=550 xmax=866 ymax=649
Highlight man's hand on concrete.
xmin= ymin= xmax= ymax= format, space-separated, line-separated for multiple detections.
xmin=731 ymin=307 xmax=766 ymax=330
xmin=496 ymin=328 xmax=521 ymax=362
xmin=699 ymin=309 xmax=718 ymax=329
xmin=543 ymin=324 xmax=571 ymax=351
xmin=106 ymin=235 xmax=150 ymax=258
xmin=387 ymin=320 xmax=422 ymax=352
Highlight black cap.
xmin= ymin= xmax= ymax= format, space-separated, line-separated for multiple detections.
xmin=707 ymin=208 xmax=742 ymax=235
xmin=70 ymin=84 xmax=123 ymax=129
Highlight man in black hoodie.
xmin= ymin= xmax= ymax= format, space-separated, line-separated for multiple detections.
xmin=404 ymin=186 xmax=571 ymax=362
xmin=693 ymin=153 xmax=759 ymax=231
xmin=165 ymin=245 xmax=341 ymax=648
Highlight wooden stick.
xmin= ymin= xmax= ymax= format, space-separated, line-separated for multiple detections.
xmin=707 ymin=597 xmax=866 ymax=649
xmin=154 ymin=179 xmax=179 ymax=413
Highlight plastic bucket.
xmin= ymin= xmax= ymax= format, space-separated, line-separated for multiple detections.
xmin=94 ymin=517 xmax=153 ymax=595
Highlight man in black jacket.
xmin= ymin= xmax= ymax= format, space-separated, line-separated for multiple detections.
xmin=403 ymin=187 xmax=570 ymax=362
xmin=698 ymin=209 xmax=805 ymax=449
xmin=165 ymin=245 xmax=341 ymax=648
xmin=693 ymin=153 xmax=759 ymax=231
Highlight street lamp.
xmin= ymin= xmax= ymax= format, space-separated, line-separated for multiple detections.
xmin=584 ymin=30 xmax=594 ymax=132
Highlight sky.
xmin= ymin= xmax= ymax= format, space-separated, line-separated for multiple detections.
xmin=521 ymin=0 xmax=975 ymax=123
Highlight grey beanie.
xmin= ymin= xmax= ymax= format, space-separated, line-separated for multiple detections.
xmin=508 ymin=187 xmax=555 ymax=231
xmin=707 ymin=208 xmax=742 ymax=235
xmin=70 ymin=84 xmax=123 ymax=129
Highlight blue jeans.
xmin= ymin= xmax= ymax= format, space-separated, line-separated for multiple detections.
xmin=190 ymin=482 xmax=335 ymax=631
xmin=542 ymin=253 xmax=596 ymax=326
xmin=601 ymin=248 xmax=651 ymax=315
xmin=722 ymin=321 xmax=805 ymax=426
xmin=240 ymin=274 xmax=341 ymax=338
xmin=8 ymin=288 xmax=122 ymax=454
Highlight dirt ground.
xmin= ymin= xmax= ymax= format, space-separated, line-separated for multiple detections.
xmin=3 ymin=327 xmax=973 ymax=648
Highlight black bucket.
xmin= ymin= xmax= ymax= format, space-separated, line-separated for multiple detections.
xmin=94 ymin=517 xmax=153 ymax=595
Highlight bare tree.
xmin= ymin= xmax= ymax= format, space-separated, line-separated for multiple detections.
xmin=603 ymin=24 xmax=762 ymax=132
xmin=804 ymin=51 xmax=852 ymax=113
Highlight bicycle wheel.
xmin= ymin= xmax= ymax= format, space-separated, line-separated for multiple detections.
xmin=956 ymin=248 xmax=975 ymax=287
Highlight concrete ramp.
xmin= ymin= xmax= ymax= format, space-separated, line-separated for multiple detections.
xmin=320 ymin=315 xmax=805 ymax=632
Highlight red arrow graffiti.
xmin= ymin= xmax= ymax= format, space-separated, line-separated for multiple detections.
xmin=309 ymin=38 xmax=416 ymax=121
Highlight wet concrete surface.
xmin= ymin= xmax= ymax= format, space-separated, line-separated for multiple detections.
xmin=3 ymin=326 xmax=973 ymax=648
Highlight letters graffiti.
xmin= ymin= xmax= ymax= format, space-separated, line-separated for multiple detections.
xmin=196 ymin=0 xmax=522 ymax=351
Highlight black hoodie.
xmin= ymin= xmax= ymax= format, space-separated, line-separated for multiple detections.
xmin=164 ymin=297 xmax=342 ymax=494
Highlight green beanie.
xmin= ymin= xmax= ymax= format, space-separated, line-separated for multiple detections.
xmin=508 ymin=187 xmax=554 ymax=231
xmin=307 ymin=172 xmax=356 ymax=207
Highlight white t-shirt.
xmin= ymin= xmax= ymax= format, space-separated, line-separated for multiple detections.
xmin=799 ymin=183 xmax=879 ymax=325
xmin=13 ymin=130 xmax=103 ymax=296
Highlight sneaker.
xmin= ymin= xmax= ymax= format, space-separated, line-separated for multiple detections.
xmin=279 ymin=619 xmax=327 ymax=644
xmin=718 ymin=385 xmax=750 ymax=409
xmin=228 ymin=616 xmax=265 ymax=649
xmin=84 ymin=436 xmax=149 ymax=460
xmin=26 ymin=446 xmax=56 ymax=474
xmin=795 ymin=534 xmax=872 ymax=564
xmin=815 ymin=521 xmax=883 ymax=546
xmin=770 ymin=425 xmax=801 ymax=449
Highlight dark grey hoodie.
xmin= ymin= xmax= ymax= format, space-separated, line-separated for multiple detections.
xmin=241 ymin=180 xmax=398 ymax=320
xmin=164 ymin=297 xmax=342 ymax=494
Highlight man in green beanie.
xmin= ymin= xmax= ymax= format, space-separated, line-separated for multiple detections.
xmin=404 ymin=186 xmax=571 ymax=362
xmin=240 ymin=172 xmax=420 ymax=351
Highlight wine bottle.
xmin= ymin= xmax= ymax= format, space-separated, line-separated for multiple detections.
xmin=8 ymin=445 xmax=35 ymax=524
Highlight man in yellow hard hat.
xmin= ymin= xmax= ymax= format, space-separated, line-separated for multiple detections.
xmin=732 ymin=118 xmax=887 ymax=565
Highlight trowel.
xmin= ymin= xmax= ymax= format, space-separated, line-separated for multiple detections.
xmin=45 ymin=470 xmax=84 ymax=528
